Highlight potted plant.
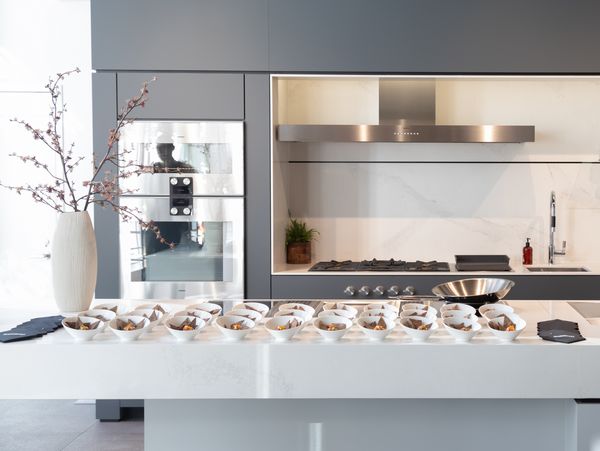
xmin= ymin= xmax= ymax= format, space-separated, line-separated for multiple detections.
xmin=285 ymin=217 xmax=318 ymax=264
xmin=0 ymin=69 xmax=169 ymax=313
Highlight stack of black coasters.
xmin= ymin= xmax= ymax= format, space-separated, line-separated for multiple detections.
xmin=537 ymin=319 xmax=585 ymax=344
xmin=0 ymin=315 xmax=64 ymax=343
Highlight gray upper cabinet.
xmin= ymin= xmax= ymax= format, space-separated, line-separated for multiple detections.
xmin=268 ymin=0 xmax=600 ymax=73
xmin=117 ymin=73 xmax=244 ymax=120
xmin=92 ymin=0 xmax=268 ymax=71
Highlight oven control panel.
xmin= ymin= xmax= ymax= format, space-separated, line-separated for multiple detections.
xmin=169 ymin=177 xmax=193 ymax=215
xmin=343 ymin=285 xmax=416 ymax=297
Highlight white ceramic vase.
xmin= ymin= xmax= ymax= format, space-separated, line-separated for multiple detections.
xmin=51 ymin=211 xmax=97 ymax=314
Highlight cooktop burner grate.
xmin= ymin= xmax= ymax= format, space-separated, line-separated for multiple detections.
xmin=308 ymin=259 xmax=450 ymax=272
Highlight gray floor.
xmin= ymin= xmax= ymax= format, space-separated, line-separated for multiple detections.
xmin=0 ymin=401 xmax=143 ymax=451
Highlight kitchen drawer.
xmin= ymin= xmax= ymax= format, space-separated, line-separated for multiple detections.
xmin=117 ymin=73 xmax=244 ymax=120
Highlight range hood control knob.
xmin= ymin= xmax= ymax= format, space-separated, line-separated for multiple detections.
xmin=359 ymin=286 xmax=371 ymax=297
xmin=373 ymin=286 xmax=385 ymax=296
xmin=344 ymin=286 xmax=357 ymax=297
xmin=387 ymin=285 xmax=400 ymax=296
xmin=182 ymin=177 xmax=191 ymax=186
xmin=182 ymin=207 xmax=192 ymax=215
xmin=170 ymin=207 xmax=179 ymax=215
xmin=403 ymin=286 xmax=416 ymax=296
xmin=170 ymin=177 xmax=178 ymax=185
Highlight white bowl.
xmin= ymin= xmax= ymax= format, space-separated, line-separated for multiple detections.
xmin=440 ymin=303 xmax=477 ymax=316
xmin=129 ymin=309 xmax=163 ymax=331
xmin=441 ymin=310 xmax=478 ymax=322
xmin=225 ymin=308 xmax=263 ymax=323
xmin=317 ymin=309 xmax=354 ymax=320
xmin=442 ymin=317 xmax=481 ymax=342
xmin=401 ymin=302 xmax=431 ymax=312
xmin=108 ymin=315 xmax=150 ymax=342
xmin=399 ymin=309 xmax=437 ymax=320
xmin=62 ymin=316 xmax=105 ymax=342
xmin=487 ymin=313 xmax=526 ymax=342
xmin=78 ymin=309 xmax=116 ymax=324
xmin=136 ymin=303 xmax=171 ymax=323
xmin=173 ymin=309 xmax=213 ymax=324
xmin=400 ymin=316 xmax=439 ymax=342
xmin=359 ymin=309 xmax=397 ymax=320
xmin=322 ymin=303 xmax=358 ymax=318
xmin=265 ymin=316 xmax=303 ymax=342
xmin=187 ymin=303 xmax=222 ymax=322
xmin=313 ymin=316 xmax=353 ymax=342
xmin=215 ymin=315 xmax=255 ymax=341
xmin=278 ymin=303 xmax=316 ymax=318
xmin=93 ymin=302 xmax=127 ymax=315
xmin=364 ymin=303 xmax=400 ymax=314
xmin=357 ymin=316 xmax=396 ymax=341
xmin=232 ymin=302 xmax=269 ymax=318
xmin=165 ymin=316 xmax=206 ymax=342
xmin=479 ymin=303 xmax=515 ymax=320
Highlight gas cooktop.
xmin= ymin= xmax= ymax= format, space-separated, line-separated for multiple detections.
xmin=308 ymin=259 xmax=451 ymax=272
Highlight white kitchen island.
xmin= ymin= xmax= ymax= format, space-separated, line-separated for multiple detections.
xmin=1 ymin=300 xmax=599 ymax=451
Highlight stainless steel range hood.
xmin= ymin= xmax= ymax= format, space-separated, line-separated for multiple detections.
xmin=277 ymin=79 xmax=535 ymax=143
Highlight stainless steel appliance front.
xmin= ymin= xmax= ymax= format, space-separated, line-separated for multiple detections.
xmin=119 ymin=195 xmax=244 ymax=300
xmin=119 ymin=121 xmax=244 ymax=196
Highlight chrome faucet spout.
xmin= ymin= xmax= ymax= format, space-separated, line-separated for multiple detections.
xmin=549 ymin=191 xmax=566 ymax=264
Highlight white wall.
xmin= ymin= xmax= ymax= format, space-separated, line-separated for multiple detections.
xmin=273 ymin=77 xmax=600 ymax=271
xmin=0 ymin=0 xmax=91 ymax=309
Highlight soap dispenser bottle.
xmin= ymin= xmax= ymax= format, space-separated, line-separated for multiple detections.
xmin=522 ymin=238 xmax=533 ymax=265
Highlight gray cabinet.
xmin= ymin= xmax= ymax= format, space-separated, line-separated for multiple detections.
xmin=92 ymin=0 xmax=268 ymax=71
xmin=268 ymin=0 xmax=600 ymax=73
xmin=117 ymin=73 xmax=244 ymax=120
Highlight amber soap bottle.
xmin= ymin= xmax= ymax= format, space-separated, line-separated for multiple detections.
xmin=522 ymin=238 xmax=533 ymax=265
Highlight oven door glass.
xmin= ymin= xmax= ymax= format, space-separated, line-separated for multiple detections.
xmin=120 ymin=197 xmax=243 ymax=299
xmin=119 ymin=121 xmax=243 ymax=196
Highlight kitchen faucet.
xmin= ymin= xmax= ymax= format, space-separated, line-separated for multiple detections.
xmin=549 ymin=191 xmax=566 ymax=264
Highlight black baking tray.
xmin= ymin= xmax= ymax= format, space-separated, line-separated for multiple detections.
xmin=455 ymin=255 xmax=511 ymax=271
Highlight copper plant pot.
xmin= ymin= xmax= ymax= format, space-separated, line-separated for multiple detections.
xmin=286 ymin=242 xmax=311 ymax=264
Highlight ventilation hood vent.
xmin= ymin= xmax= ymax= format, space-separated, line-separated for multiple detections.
xmin=277 ymin=79 xmax=535 ymax=143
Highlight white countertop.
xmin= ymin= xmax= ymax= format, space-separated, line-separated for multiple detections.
xmin=2 ymin=300 xmax=600 ymax=400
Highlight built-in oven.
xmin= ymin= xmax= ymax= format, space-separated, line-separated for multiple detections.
xmin=118 ymin=121 xmax=244 ymax=300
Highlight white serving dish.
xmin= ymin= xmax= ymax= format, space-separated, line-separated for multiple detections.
xmin=165 ymin=315 xmax=206 ymax=342
xmin=188 ymin=303 xmax=223 ymax=322
xmin=278 ymin=302 xmax=316 ymax=318
xmin=232 ymin=302 xmax=269 ymax=319
xmin=487 ymin=313 xmax=526 ymax=342
xmin=93 ymin=302 xmax=127 ymax=315
xmin=442 ymin=317 xmax=481 ymax=342
xmin=364 ymin=303 xmax=400 ymax=314
xmin=78 ymin=309 xmax=116 ymax=323
xmin=441 ymin=310 xmax=478 ymax=322
xmin=440 ymin=303 xmax=477 ymax=316
xmin=265 ymin=316 xmax=304 ymax=342
xmin=399 ymin=309 xmax=437 ymax=320
xmin=62 ymin=316 xmax=105 ymax=342
xmin=225 ymin=308 xmax=263 ymax=323
xmin=322 ymin=302 xmax=358 ymax=318
xmin=317 ymin=309 xmax=354 ymax=320
xmin=173 ymin=309 xmax=213 ymax=324
xmin=356 ymin=316 xmax=395 ymax=341
xmin=136 ymin=303 xmax=171 ymax=323
xmin=108 ymin=315 xmax=150 ymax=342
xmin=215 ymin=315 xmax=255 ymax=341
xmin=479 ymin=303 xmax=515 ymax=320
xmin=313 ymin=316 xmax=353 ymax=342
xmin=129 ymin=308 xmax=163 ymax=331
xmin=359 ymin=309 xmax=397 ymax=320
xmin=399 ymin=316 xmax=439 ymax=342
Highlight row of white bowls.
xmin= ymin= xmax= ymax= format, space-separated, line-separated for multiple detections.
xmin=63 ymin=301 xmax=526 ymax=343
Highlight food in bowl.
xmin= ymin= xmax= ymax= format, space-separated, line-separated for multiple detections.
xmin=488 ymin=314 xmax=516 ymax=332
xmin=363 ymin=317 xmax=388 ymax=330
xmin=169 ymin=317 xmax=199 ymax=331
xmin=226 ymin=320 xmax=248 ymax=330
xmin=117 ymin=319 xmax=145 ymax=331
xmin=276 ymin=318 xmax=301 ymax=330
xmin=448 ymin=322 xmax=472 ymax=331
xmin=317 ymin=321 xmax=347 ymax=331
xmin=404 ymin=318 xmax=432 ymax=331
xmin=64 ymin=317 xmax=101 ymax=331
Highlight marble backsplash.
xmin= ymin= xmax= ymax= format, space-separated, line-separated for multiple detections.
xmin=287 ymin=162 xmax=600 ymax=266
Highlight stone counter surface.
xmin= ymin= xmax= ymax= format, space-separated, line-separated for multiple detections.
xmin=1 ymin=300 xmax=600 ymax=400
